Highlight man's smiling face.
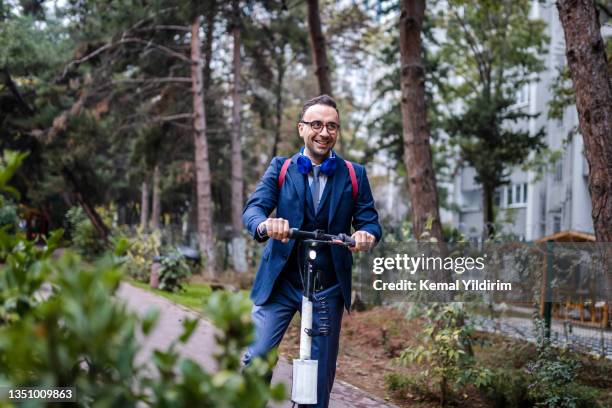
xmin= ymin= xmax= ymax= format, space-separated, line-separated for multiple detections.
xmin=298 ymin=104 xmax=339 ymax=164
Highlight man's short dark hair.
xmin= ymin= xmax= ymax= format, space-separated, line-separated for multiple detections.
xmin=299 ymin=94 xmax=339 ymax=121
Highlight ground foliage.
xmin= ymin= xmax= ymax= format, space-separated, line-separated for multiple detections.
xmin=0 ymin=153 xmax=285 ymax=406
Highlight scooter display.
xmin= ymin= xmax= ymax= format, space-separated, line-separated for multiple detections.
xmin=286 ymin=228 xmax=355 ymax=405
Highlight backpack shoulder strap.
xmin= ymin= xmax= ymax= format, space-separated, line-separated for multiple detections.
xmin=278 ymin=157 xmax=359 ymax=200
xmin=345 ymin=160 xmax=358 ymax=200
xmin=277 ymin=158 xmax=292 ymax=189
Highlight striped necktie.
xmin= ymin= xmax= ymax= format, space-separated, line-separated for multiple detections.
xmin=311 ymin=165 xmax=320 ymax=211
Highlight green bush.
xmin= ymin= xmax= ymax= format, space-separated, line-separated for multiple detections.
xmin=0 ymin=227 xmax=63 ymax=324
xmin=0 ymin=151 xmax=285 ymax=406
xmin=65 ymin=206 xmax=107 ymax=260
xmin=385 ymin=372 xmax=436 ymax=400
xmin=0 ymin=253 xmax=141 ymax=405
xmin=0 ymin=248 xmax=285 ymax=407
xmin=142 ymin=291 xmax=284 ymax=407
xmin=157 ymin=249 xmax=192 ymax=292
xmin=0 ymin=151 xmax=63 ymax=324
xmin=398 ymin=303 xmax=491 ymax=406
xmin=483 ymin=368 xmax=531 ymax=408
xmin=526 ymin=355 xmax=600 ymax=408
xmin=525 ymin=317 xmax=601 ymax=408
xmin=122 ymin=229 xmax=161 ymax=283
xmin=0 ymin=199 xmax=18 ymax=230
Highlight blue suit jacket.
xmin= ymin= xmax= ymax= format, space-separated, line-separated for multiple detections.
xmin=242 ymin=153 xmax=382 ymax=310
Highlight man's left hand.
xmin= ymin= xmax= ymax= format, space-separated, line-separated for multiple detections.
xmin=350 ymin=230 xmax=376 ymax=252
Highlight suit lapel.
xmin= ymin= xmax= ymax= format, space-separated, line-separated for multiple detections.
xmin=286 ymin=154 xmax=306 ymax=210
xmin=328 ymin=156 xmax=349 ymax=227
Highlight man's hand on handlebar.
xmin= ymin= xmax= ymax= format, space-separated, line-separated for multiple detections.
xmin=258 ymin=218 xmax=290 ymax=243
xmin=350 ymin=230 xmax=375 ymax=253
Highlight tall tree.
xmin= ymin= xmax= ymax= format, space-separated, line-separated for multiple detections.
xmin=140 ymin=180 xmax=149 ymax=230
xmin=230 ymin=0 xmax=247 ymax=274
xmin=556 ymin=0 xmax=612 ymax=242
xmin=437 ymin=0 xmax=548 ymax=238
xmin=306 ymin=0 xmax=332 ymax=95
xmin=398 ymin=0 xmax=444 ymax=243
xmin=150 ymin=165 xmax=161 ymax=230
xmin=191 ymin=19 xmax=216 ymax=274
xmin=243 ymin=0 xmax=309 ymax=168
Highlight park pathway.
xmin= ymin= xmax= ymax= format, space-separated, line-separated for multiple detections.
xmin=116 ymin=282 xmax=397 ymax=408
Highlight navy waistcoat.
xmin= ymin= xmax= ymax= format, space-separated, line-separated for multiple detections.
xmin=279 ymin=173 xmax=338 ymax=290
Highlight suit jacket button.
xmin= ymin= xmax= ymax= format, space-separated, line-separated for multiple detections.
xmin=282 ymin=254 xmax=288 ymax=259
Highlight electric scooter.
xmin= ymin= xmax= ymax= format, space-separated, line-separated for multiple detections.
xmin=286 ymin=228 xmax=355 ymax=405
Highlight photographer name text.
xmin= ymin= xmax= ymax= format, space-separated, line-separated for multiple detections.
xmin=372 ymin=279 xmax=512 ymax=291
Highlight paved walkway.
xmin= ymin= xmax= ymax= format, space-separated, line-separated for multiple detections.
xmin=116 ymin=283 xmax=397 ymax=408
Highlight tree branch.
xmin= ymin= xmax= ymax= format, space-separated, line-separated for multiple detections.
xmin=153 ymin=113 xmax=194 ymax=122
xmin=42 ymin=75 xmax=93 ymax=143
xmin=596 ymin=1 xmax=612 ymax=18
xmin=452 ymin=8 xmax=488 ymax=88
xmin=112 ymin=77 xmax=192 ymax=84
xmin=61 ymin=37 xmax=192 ymax=80
xmin=135 ymin=25 xmax=191 ymax=32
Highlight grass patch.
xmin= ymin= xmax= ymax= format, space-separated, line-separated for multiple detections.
xmin=126 ymin=279 xmax=213 ymax=313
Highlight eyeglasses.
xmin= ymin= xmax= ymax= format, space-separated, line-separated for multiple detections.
xmin=300 ymin=120 xmax=340 ymax=134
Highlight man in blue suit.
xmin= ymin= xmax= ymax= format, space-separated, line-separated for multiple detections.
xmin=242 ymin=95 xmax=382 ymax=407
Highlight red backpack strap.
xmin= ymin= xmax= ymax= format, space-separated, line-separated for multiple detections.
xmin=345 ymin=160 xmax=358 ymax=200
xmin=277 ymin=158 xmax=292 ymax=189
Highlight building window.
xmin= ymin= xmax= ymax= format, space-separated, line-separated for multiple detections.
xmin=515 ymin=185 xmax=521 ymax=203
xmin=505 ymin=183 xmax=528 ymax=207
xmin=515 ymin=83 xmax=530 ymax=106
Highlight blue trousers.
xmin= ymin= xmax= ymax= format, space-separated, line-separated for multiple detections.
xmin=242 ymin=279 xmax=344 ymax=408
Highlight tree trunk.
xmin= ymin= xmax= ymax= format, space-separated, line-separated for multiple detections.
xmin=271 ymin=60 xmax=285 ymax=159
xmin=440 ymin=375 xmax=448 ymax=407
xmin=2 ymin=68 xmax=34 ymax=115
xmin=191 ymin=19 xmax=216 ymax=276
xmin=60 ymin=166 xmax=109 ymax=241
xmin=557 ymin=0 xmax=612 ymax=242
xmin=150 ymin=165 xmax=161 ymax=230
xmin=306 ymin=0 xmax=332 ymax=95
xmin=482 ymin=184 xmax=495 ymax=240
xmin=140 ymin=180 xmax=149 ymax=231
xmin=203 ymin=5 xmax=215 ymax=95
xmin=399 ymin=0 xmax=445 ymax=244
xmin=231 ymin=24 xmax=244 ymax=236
xmin=231 ymin=15 xmax=247 ymax=274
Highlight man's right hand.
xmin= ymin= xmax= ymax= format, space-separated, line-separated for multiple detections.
xmin=258 ymin=218 xmax=290 ymax=243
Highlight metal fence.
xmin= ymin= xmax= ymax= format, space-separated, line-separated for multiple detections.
xmin=469 ymin=308 xmax=611 ymax=359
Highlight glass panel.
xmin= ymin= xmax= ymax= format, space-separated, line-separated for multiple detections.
xmin=515 ymin=185 xmax=521 ymax=204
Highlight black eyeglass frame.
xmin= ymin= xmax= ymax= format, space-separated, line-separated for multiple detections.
xmin=299 ymin=120 xmax=341 ymax=133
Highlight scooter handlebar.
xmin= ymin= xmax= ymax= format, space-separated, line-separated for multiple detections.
xmin=288 ymin=228 xmax=356 ymax=247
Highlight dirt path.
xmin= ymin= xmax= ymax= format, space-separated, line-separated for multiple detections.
xmin=116 ymin=282 xmax=397 ymax=408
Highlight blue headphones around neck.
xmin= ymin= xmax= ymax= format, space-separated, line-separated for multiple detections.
xmin=297 ymin=147 xmax=337 ymax=176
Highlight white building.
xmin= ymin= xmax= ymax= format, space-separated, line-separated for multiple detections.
xmin=451 ymin=1 xmax=609 ymax=242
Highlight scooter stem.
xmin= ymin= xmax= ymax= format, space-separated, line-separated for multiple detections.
xmin=299 ymin=296 xmax=313 ymax=360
